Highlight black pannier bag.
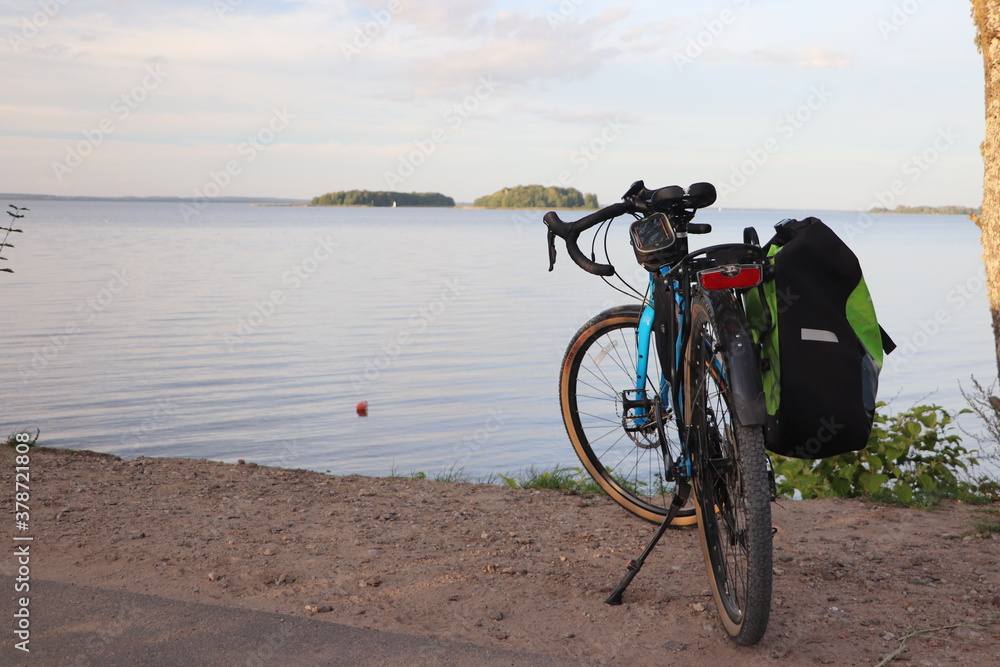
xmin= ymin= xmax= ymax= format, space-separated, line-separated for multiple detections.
xmin=745 ymin=217 xmax=896 ymax=459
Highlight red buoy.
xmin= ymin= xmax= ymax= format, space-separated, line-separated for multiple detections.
xmin=356 ymin=400 xmax=368 ymax=417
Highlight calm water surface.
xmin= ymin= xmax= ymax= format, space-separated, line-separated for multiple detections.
xmin=1 ymin=201 xmax=994 ymax=477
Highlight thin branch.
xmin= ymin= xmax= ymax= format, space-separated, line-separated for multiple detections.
xmin=874 ymin=616 xmax=999 ymax=667
xmin=0 ymin=204 xmax=27 ymax=272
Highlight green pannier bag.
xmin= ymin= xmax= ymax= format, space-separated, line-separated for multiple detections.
xmin=745 ymin=217 xmax=896 ymax=459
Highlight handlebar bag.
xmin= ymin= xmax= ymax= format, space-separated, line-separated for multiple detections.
xmin=745 ymin=217 xmax=896 ymax=459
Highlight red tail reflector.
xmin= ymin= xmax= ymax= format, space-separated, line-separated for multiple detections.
xmin=698 ymin=264 xmax=763 ymax=290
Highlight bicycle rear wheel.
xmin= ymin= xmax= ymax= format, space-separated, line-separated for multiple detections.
xmin=560 ymin=305 xmax=696 ymax=525
xmin=686 ymin=292 xmax=772 ymax=645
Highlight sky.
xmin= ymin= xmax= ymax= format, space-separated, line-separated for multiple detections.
xmin=0 ymin=0 xmax=987 ymax=209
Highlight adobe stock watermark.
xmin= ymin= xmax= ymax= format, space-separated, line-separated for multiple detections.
xmin=541 ymin=296 xmax=621 ymax=365
xmin=7 ymin=0 xmax=71 ymax=54
xmin=69 ymin=599 xmax=144 ymax=665
xmin=505 ymin=117 xmax=628 ymax=234
xmin=340 ymin=0 xmax=403 ymax=62
xmin=179 ymin=107 xmax=294 ymax=222
xmin=223 ymin=234 xmax=337 ymax=352
xmin=716 ymin=85 xmax=833 ymax=202
xmin=273 ymin=439 xmax=300 ymax=468
xmin=885 ymin=265 xmax=987 ymax=373
xmin=508 ymin=208 xmax=539 ymax=236
xmin=213 ymin=0 xmax=242 ymax=20
xmin=351 ymin=278 xmax=466 ymax=392
xmin=545 ymin=117 xmax=629 ymax=190
xmin=785 ymin=417 xmax=846 ymax=461
xmin=243 ymin=622 xmax=296 ymax=667
xmin=18 ymin=268 xmax=130 ymax=385
xmin=842 ymin=126 xmax=959 ymax=243
xmin=119 ymin=399 xmax=177 ymax=449
xmin=877 ymin=0 xmax=929 ymax=39
xmin=869 ymin=126 xmax=959 ymax=210
xmin=384 ymin=77 xmax=499 ymax=188
xmin=674 ymin=0 xmax=751 ymax=71
xmin=51 ymin=65 xmax=168 ymax=182
xmin=452 ymin=408 xmax=506 ymax=463
xmin=547 ymin=0 xmax=586 ymax=29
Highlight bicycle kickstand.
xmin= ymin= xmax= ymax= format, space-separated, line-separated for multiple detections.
xmin=605 ymin=481 xmax=691 ymax=606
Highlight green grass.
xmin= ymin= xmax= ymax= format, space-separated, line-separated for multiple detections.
xmin=430 ymin=465 xmax=473 ymax=483
xmin=389 ymin=463 xmax=477 ymax=483
xmin=3 ymin=428 xmax=39 ymax=448
xmin=496 ymin=466 xmax=603 ymax=494
xmin=391 ymin=463 xmax=606 ymax=495
xmin=971 ymin=507 xmax=1000 ymax=535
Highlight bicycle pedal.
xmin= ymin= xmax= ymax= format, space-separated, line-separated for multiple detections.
xmin=620 ymin=390 xmax=653 ymax=411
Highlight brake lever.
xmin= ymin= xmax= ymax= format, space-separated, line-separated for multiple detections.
xmin=546 ymin=228 xmax=557 ymax=271
xmin=622 ymin=179 xmax=645 ymax=199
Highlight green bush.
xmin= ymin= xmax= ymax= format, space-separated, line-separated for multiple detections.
xmin=771 ymin=404 xmax=994 ymax=506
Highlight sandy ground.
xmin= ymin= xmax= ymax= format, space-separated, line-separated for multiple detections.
xmin=2 ymin=445 xmax=999 ymax=666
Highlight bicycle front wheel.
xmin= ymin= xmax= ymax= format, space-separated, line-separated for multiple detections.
xmin=560 ymin=305 xmax=696 ymax=526
xmin=686 ymin=292 xmax=772 ymax=645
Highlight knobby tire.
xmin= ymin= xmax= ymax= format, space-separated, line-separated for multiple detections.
xmin=686 ymin=292 xmax=772 ymax=645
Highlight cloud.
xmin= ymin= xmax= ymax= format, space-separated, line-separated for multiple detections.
xmin=385 ymin=0 xmax=497 ymax=35
xmin=0 ymin=0 xmax=978 ymax=205
xmin=792 ymin=46 xmax=852 ymax=69
xmin=379 ymin=6 xmax=633 ymax=98
xmin=612 ymin=18 xmax=678 ymax=58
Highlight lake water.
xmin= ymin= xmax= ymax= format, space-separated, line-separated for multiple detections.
xmin=1 ymin=201 xmax=996 ymax=479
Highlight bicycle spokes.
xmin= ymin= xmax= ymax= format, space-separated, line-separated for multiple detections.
xmin=561 ymin=307 xmax=695 ymax=525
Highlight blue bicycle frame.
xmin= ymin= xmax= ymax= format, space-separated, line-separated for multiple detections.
xmin=628 ymin=267 xmax=693 ymax=478
xmin=630 ymin=258 xmax=745 ymax=483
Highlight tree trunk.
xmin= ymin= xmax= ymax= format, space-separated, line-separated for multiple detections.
xmin=973 ymin=0 xmax=1000 ymax=380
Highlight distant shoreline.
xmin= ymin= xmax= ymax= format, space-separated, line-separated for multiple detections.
xmin=2 ymin=193 xmax=980 ymax=215
xmin=0 ymin=195 xmax=573 ymax=210
xmin=464 ymin=206 xmax=597 ymax=210
xmin=0 ymin=193 xmax=309 ymax=205
xmin=870 ymin=204 xmax=981 ymax=216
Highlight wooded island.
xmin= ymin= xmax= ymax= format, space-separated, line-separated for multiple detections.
xmin=309 ymin=185 xmax=600 ymax=209
xmin=473 ymin=185 xmax=598 ymax=209
xmin=311 ymin=190 xmax=455 ymax=207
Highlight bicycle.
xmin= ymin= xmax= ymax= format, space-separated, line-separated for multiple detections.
xmin=544 ymin=180 xmax=774 ymax=645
